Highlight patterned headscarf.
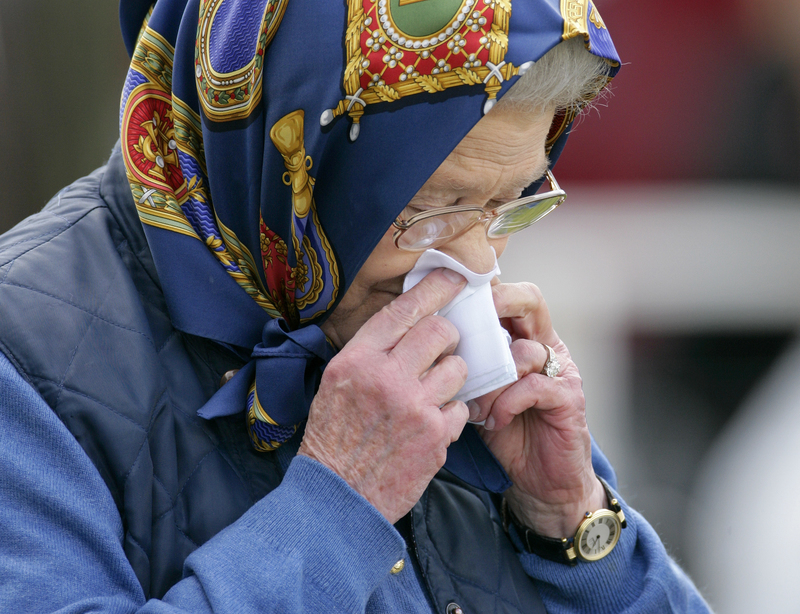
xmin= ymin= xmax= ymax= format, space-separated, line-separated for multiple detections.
xmin=119 ymin=0 xmax=620 ymax=492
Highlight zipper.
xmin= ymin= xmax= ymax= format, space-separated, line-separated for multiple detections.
xmin=408 ymin=504 xmax=447 ymax=614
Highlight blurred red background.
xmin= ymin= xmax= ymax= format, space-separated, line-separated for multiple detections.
xmin=557 ymin=0 xmax=799 ymax=183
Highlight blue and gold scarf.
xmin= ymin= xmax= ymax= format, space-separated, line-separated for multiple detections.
xmin=119 ymin=0 xmax=620 ymax=492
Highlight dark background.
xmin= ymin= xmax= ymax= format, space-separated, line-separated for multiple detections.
xmin=0 ymin=1 xmax=129 ymax=234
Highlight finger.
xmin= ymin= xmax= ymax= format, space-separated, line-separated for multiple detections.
xmin=492 ymin=282 xmax=555 ymax=343
xmin=420 ymin=354 xmax=468 ymax=406
xmin=467 ymin=339 xmax=551 ymax=423
xmin=486 ymin=371 xmax=577 ymax=431
xmin=439 ymin=399 xmax=470 ymax=444
xmin=492 ymin=282 xmax=545 ymax=320
xmin=509 ymin=338 xmax=551 ymax=378
xmin=464 ymin=398 xmax=485 ymax=423
xmin=391 ymin=315 xmax=460 ymax=375
xmin=356 ymin=268 xmax=466 ymax=350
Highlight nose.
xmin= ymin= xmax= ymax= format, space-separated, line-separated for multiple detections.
xmin=438 ymin=222 xmax=501 ymax=275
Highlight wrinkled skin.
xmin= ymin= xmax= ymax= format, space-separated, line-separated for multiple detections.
xmin=299 ymin=106 xmax=605 ymax=535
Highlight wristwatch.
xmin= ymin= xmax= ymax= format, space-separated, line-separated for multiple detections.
xmin=502 ymin=476 xmax=627 ymax=566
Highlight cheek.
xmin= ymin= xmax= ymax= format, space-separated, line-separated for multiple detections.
xmin=491 ymin=236 xmax=510 ymax=260
xmin=357 ymin=229 xmax=422 ymax=287
xmin=337 ymin=237 xmax=420 ymax=312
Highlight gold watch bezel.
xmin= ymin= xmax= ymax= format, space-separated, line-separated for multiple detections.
xmin=571 ymin=509 xmax=622 ymax=562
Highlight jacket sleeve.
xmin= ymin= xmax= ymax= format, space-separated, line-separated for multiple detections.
xmin=516 ymin=441 xmax=713 ymax=613
xmin=0 ymin=352 xmax=406 ymax=614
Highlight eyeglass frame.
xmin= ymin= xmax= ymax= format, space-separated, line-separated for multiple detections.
xmin=391 ymin=169 xmax=566 ymax=251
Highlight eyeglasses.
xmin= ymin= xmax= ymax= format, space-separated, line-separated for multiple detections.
xmin=392 ymin=170 xmax=566 ymax=252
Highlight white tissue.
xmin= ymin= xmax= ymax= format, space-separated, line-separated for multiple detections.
xmin=402 ymin=249 xmax=518 ymax=404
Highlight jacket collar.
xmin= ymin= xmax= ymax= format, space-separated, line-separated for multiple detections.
xmin=99 ymin=142 xmax=160 ymax=290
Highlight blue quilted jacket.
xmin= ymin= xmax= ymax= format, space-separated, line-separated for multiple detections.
xmin=0 ymin=145 xmax=546 ymax=611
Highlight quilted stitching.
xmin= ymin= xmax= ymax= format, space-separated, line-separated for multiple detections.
xmin=0 ymin=156 xmax=255 ymax=597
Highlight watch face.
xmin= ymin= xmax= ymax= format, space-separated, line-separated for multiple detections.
xmin=576 ymin=510 xmax=621 ymax=561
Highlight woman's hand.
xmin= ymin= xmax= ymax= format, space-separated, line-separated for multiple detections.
xmin=299 ymin=269 xmax=470 ymax=525
xmin=470 ymin=281 xmax=606 ymax=538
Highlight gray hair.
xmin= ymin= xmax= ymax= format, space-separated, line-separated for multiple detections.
xmin=499 ymin=37 xmax=613 ymax=114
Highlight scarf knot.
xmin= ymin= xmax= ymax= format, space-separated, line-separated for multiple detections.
xmin=198 ymin=318 xmax=335 ymax=451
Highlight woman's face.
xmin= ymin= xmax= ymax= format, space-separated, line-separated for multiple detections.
xmin=321 ymin=105 xmax=556 ymax=348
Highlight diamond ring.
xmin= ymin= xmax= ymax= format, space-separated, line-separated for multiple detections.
xmin=540 ymin=344 xmax=561 ymax=378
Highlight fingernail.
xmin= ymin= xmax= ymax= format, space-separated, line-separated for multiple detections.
xmin=484 ymin=416 xmax=495 ymax=431
xmin=441 ymin=268 xmax=465 ymax=284
xmin=467 ymin=400 xmax=480 ymax=421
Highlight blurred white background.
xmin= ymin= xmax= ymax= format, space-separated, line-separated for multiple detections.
xmin=1 ymin=0 xmax=799 ymax=611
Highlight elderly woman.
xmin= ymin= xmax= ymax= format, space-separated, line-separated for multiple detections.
xmin=0 ymin=0 xmax=710 ymax=612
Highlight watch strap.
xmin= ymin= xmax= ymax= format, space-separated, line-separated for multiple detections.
xmin=596 ymin=475 xmax=627 ymax=529
xmin=501 ymin=498 xmax=578 ymax=566
xmin=501 ymin=476 xmax=626 ymax=566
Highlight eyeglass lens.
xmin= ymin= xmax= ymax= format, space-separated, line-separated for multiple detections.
xmin=395 ymin=210 xmax=482 ymax=251
xmin=486 ymin=194 xmax=564 ymax=238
